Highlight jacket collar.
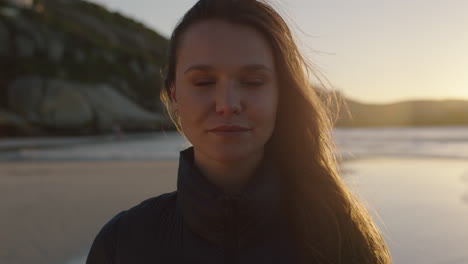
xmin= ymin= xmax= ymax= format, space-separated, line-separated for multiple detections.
xmin=176 ymin=146 xmax=285 ymax=247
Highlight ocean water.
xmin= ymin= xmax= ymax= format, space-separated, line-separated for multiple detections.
xmin=0 ymin=131 xmax=191 ymax=161
xmin=1 ymin=126 xmax=467 ymax=161
xmin=334 ymin=126 xmax=468 ymax=160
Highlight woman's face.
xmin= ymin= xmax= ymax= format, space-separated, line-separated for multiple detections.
xmin=172 ymin=20 xmax=278 ymax=163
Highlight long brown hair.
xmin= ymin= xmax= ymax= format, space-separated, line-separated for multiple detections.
xmin=160 ymin=0 xmax=392 ymax=263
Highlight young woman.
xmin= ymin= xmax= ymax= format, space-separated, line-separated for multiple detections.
xmin=87 ymin=0 xmax=392 ymax=263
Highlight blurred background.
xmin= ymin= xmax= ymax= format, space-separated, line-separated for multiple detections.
xmin=0 ymin=0 xmax=467 ymax=263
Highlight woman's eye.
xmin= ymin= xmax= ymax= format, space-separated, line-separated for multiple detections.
xmin=242 ymin=79 xmax=264 ymax=87
xmin=194 ymin=81 xmax=215 ymax=86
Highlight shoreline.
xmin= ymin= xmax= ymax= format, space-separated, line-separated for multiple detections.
xmin=2 ymin=126 xmax=468 ymax=162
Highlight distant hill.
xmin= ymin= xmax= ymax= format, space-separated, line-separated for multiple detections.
xmin=335 ymin=97 xmax=468 ymax=127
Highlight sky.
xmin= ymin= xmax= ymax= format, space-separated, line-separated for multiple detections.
xmin=91 ymin=0 xmax=468 ymax=104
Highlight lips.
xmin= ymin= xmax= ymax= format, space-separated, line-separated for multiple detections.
xmin=208 ymin=125 xmax=251 ymax=132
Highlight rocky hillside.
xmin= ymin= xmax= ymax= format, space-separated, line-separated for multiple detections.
xmin=0 ymin=0 xmax=171 ymax=137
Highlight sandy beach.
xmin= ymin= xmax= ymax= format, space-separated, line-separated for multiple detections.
xmin=0 ymin=160 xmax=178 ymax=264
xmin=1 ymin=158 xmax=468 ymax=264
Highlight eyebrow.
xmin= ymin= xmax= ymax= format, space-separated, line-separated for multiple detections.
xmin=183 ymin=64 xmax=273 ymax=74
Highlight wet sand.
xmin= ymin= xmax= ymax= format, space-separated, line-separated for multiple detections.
xmin=1 ymin=158 xmax=468 ymax=264
xmin=0 ymin=161 xmax=178 ymax=264
xmin=342 ymin=158 xmax=468 ymax=264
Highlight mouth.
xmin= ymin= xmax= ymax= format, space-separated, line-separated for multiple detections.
xmin=207 ymin=125 xmax=251 ymax=134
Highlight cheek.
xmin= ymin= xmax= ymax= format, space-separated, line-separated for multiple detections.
xmin=247 ymin=91 xmax=278 ymax=126
xmin=176 ymin=91 xmax=211 ymax=129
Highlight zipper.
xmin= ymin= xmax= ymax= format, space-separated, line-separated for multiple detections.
xmin=222 ymin=195 xmax=238 ymax=264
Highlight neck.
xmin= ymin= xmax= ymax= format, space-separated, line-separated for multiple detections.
xmin=193 ymin=149 xmax=264 ymax=195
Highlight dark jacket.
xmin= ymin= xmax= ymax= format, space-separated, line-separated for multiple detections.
xmin=86 ymin=147 xmax=298 ymax=263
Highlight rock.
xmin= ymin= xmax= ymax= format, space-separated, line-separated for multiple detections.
xmin=7 ymin=77 xmax=163 ymax=132
xmin=0 ymin=7 xmax=20 ymax=18
xmin=7 ymin=75 xmax=44 ymax=122
xmin=47 ymin=32 xmax=65 ymax=62
xmin=129 ymin=60 xmax=143 ymax=77
xmin=144 ymin=63 xmax=159 ymax=76
xmin=0 ymin=21 xmax=10 ymax=56
xmin=13 ymin=15 xmax=45 ymax=51
xmin=0 ymin=109 xmax=27 ymax=126
xmin=39 ymin=79 xmax=94 ymax=129
xmin=6 ymin=0 xmax=33 ymax=8
xmin=133 ymin=33 xmax=150 ymax=51
xmin=0 ymin=109 xmax=31 ymax=136
xmin=0 ymin=0 xmax=172 ymax=136
xmin=111 ymin=77 xmax=137 ymax=98
xmin=80 ymin=84 xmax=163 ymax=131
xmin=110 ymin=24 xmax=165 ymax=57
xmin=74 ymin=49 xmax=85 ymax=62
xmin=101 ymin=50 xmax=115 ymax=63
xmin=16 ymin=34 xmax=34 ymax=57
xmin=53 ymin=7 xmax=119 ymax=46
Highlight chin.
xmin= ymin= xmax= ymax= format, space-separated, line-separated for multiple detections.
xmin=206 ymin=145 xmax=263 ymax=163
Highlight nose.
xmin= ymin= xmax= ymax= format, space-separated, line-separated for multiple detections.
xmin=215 ymin=79 xmax=242 ymax=117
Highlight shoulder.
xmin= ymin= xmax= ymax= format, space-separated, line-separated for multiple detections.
xmin=107 ymin=191 xmax=178 ymax=234
xmin=110 ymin=191 xmax=178 ymax=229
xmin=86 ymin=191 xmax=178 ymax=263
xmin=122 ymin=191 xmax=178 ymax=222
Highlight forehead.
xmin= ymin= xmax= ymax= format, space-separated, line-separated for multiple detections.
xmin=176 ymin=20 xmax=275 ymax=71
